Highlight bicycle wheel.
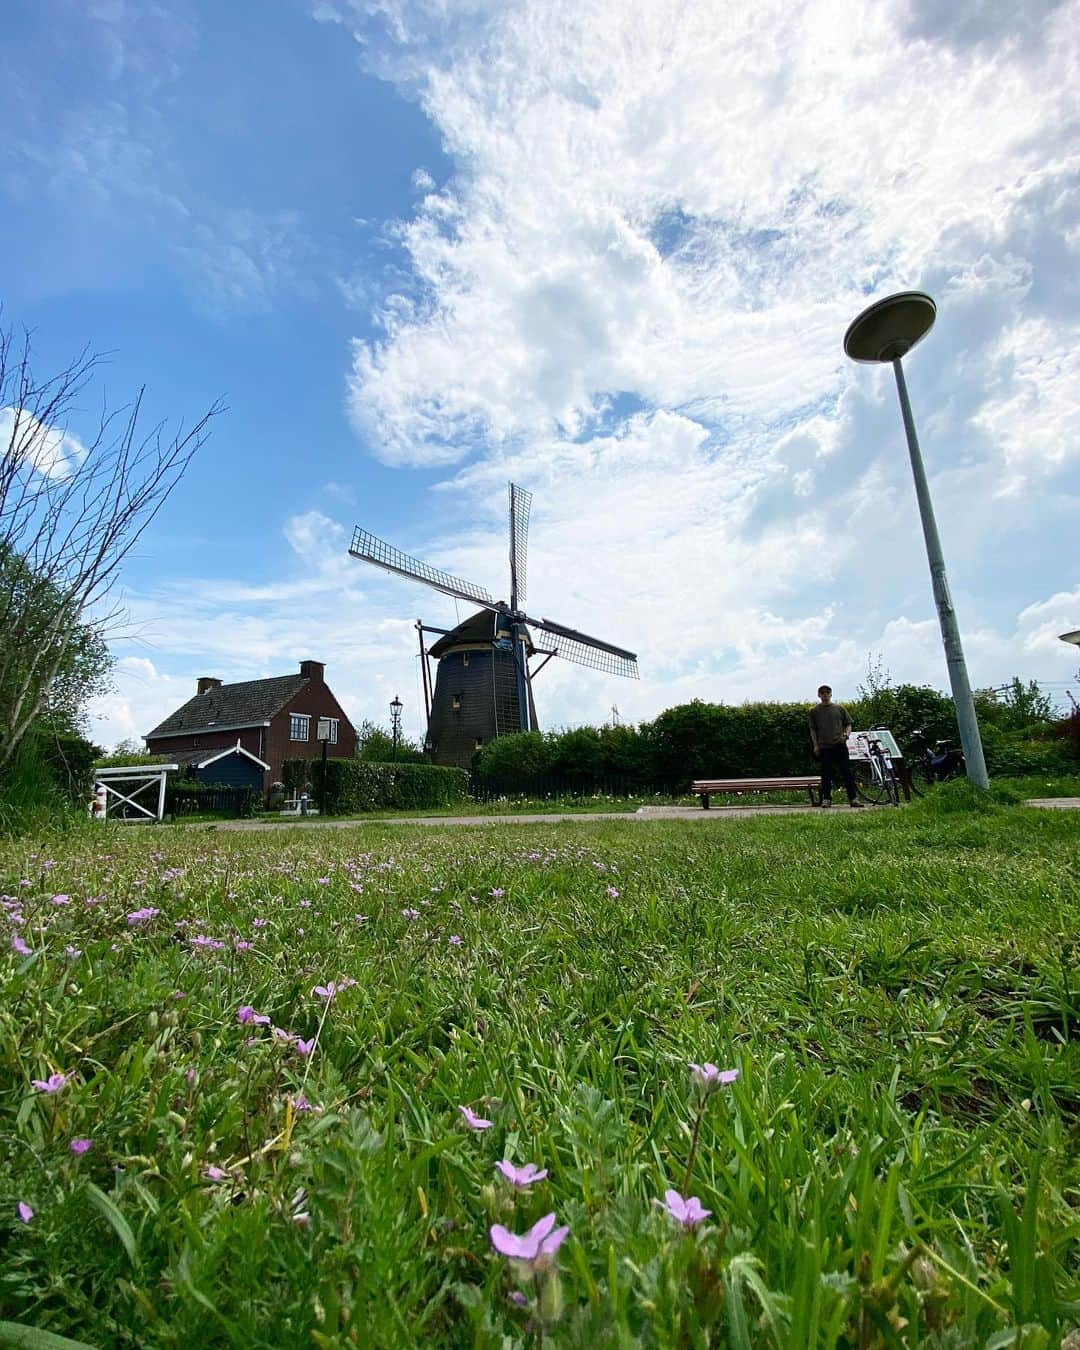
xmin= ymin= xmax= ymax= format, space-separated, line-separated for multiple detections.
xmin=907 ymin=761 xmax=933 ymax=797
xmin=852 ymin=760 xmax=888 ymax=804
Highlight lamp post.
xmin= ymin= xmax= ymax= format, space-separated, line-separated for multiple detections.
xmin=316 ymin=717 xmax=332 ymax=814
xmin=390 ymin=695 xmax=402 ymax=764
xmin=844 ymin=291 xmax=989 ymax=790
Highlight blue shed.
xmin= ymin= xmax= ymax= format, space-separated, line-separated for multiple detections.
xmin=173 ymin=742 xmax=269 ymax=790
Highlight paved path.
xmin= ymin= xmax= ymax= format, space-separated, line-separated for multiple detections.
xmin=194 ymin=803 xmax=840 ymax=831
xmin=179 ymin=796 xmax=1079 ymax=831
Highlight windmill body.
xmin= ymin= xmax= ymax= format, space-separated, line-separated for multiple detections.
xmin=348 ymin=485 xmax=638 ymax=767
xmin=423 ymin=609 xmax=536 ymax=766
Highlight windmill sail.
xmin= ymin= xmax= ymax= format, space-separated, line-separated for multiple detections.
xmin=349 ymin=528 xmax=496 ymax=608
xmin=508 ymin=482 xmax=531 ymax=610
xmin=526 ymin=616 xmax=639 ymax=679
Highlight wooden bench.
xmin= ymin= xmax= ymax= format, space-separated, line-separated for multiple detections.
xmin=690 ymin=776 xmax=820 ymax=808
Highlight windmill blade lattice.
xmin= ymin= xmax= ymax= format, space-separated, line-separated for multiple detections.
xmin=508 ymin=482 xmax=531 ymax=610
xmin=527 ymin=616 xmax=639 ymax=679
xmin=349 ymin=528 xmax=495 ymax=608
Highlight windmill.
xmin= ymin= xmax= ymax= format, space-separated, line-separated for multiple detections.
xmin=348 ymin=484 xmax=639 ymax=766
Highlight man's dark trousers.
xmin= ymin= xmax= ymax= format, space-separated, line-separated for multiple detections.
xmin=819 ymin=742 xmax=857 ymax=803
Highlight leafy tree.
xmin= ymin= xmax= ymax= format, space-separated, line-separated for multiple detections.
xmin=973 ymin=677 xmax=1056 ymax=733
xmin=354 ymin=719 xmax=424 ymax=763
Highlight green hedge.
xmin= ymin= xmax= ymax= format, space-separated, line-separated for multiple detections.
xmin=283 ymin=759 xmax=469 ymax=814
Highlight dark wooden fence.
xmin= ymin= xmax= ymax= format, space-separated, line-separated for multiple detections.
xmin=165 ymin=786 xmax=259 ymax=817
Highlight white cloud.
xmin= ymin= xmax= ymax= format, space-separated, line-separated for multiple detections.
xmin=0 ymin=406 xmax=88 ymax=480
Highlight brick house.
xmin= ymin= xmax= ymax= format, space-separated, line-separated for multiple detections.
xmin=145 ymin=660 xmax=357 ymax=794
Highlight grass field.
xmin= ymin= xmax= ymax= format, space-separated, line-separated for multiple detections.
xmin=1 ymin=794 xmax=1078 ymax=1347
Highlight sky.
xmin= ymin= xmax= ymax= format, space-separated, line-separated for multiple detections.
xmin=2 ymin=0 xmax=1078 ymax=750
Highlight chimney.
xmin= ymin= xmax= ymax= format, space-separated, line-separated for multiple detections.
xmin=197 ymin=677 xmax=222 ymax=696
xmin=299 ymin=660 xmax=325 ymax=682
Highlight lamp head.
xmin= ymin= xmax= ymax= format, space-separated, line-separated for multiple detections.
xmin=845 ymin=291 xmax=936 ymax=363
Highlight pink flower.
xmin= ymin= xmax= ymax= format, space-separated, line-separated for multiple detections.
xmin=17 ymin=1201 xmax=33 ymax=1223
xmin=32 ymin=1072 xmax=69 ymax=1094
xmin=689 ymin=1062 xmax=739 ymax=1093
xmin=50 ymin=894 xmax=71 ymax=905
xmin=252 ymin=918 xmax=268 ymax=928
xmin=190 ymin=935 xmax=225 ymax=949
xmin=605 ymin=886 xmax=620 ymax=898
xmin=312 ymin=982 xmax=339 ymax=1000
xmin=495 ymin=1160 xmax=548 ymax=1188
xmin=489 ymin=887 xmax=504 ymax=898
xmin=64 ymin=945 xmax=82 ymax=958
xmin=234 ymin=940 xmax=254 ymax=951
xmin=662 ymin=1189 xmax=711 ymax=1229
xmin=448 ymin=934 xmax=463 ymax=947
xmin=11 ymin=934 xmax=31 ymax=956
xmin=236 ymin=1005 xmax=270 ymax=1025
xmin=127 ymin=907 xmax=159 ymax=925
xmin=490 ymin=1213 xmax=569 ymax=1265
xmin=459 ymin=1105 xmax=493 ymax=1131
xmin=402 ymin=908 xmax=420 ymax=921
xmin=205 ymin=1165 xmax=230 ymax=1182
xmin=70 ymin=1138 xmax=94 ymax=1155
xmin=291 ymin=1093 xmax=316 ymax=1112
xmin=294 ymin=1037 xmax=316 ymax=1057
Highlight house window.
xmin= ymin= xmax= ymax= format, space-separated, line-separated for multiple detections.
xmin=452 ymin=694 xmax=462 ymax=711
xmin=290 ymin=713 xmax=310 ymax=741
xmin=463 ymin=652 xmax=469 ymax=667
xmin=475 ymin=737 xmax=484 ymax=749
xmin=192 ymin=736 xmax=200 ymax=748
xmin=318 ymin=717 xmax=339 ymax=744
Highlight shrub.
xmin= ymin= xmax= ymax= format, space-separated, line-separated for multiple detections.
xmin=284 ymin=759 xmax=469 ymax=813
xmin=979 ymin=724 xmax=1079 ymax=777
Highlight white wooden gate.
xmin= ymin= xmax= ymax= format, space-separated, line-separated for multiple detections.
xmin=91 ymin=765 xmax=178 ymax=823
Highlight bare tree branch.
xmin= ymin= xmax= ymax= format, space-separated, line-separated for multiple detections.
xmin=0 ymin=320 xmax=222 ymax=770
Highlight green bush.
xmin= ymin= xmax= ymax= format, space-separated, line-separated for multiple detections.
xmin=979 ymin=724 xmax=1079 ymax=777
xmin=284 ymin=759 xmax=469 ymax=813
xmin=472 ymin=732 xmax=552 ymax=784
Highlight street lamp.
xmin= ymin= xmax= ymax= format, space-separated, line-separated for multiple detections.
xmin=844 ymin=291 xmax=989 ymax=790
xmin=316 ymin=717 xmax=332 ymax=813
xmin=390 ymin=695 xmax=403 ymax=764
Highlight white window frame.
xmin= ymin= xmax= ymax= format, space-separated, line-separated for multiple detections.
xmin=327 ymin=718 xmax=338 ymax=744
xmin=290 ymin=713 xmax=310 ymax=741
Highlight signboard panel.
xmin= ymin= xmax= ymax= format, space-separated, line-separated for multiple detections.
xmin=847 ymin=729 xmax=902 ymax=762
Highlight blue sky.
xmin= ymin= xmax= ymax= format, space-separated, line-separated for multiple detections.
xmin=2 ymin=0 xmax=1078 ymax=748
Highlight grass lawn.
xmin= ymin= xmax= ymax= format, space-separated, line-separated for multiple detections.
xmin=1 ymin=795 xmax=1077 ymax=1346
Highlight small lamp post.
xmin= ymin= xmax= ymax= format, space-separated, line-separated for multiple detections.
xmin=316 ymin=717 xmax=332 ymax=813
xmin=390 ymin=696 xmax=403 ymax=764
xmin=844 ymin=291 xmax=989 ymax=790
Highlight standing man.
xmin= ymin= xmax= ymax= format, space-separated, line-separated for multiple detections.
xmin=809 ymin=685 xmax=863 ymax=808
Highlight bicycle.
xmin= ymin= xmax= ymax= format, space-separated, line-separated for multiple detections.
xmin=906 ymin=729 xmax=965 ymax=796
xmin=851 ymin=730 xmax=900 ymax=806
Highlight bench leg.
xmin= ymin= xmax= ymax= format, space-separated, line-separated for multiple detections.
xmin=808 ymin=785 xmax=818 ymax=806
xmin=701 ymin=793 xmax=710 ymax=810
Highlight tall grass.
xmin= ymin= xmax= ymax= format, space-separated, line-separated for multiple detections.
xmin=0 ymin=737 xmax=76 ymax=838
xmin=1 ymin=806 xmax=1077 ymax=1345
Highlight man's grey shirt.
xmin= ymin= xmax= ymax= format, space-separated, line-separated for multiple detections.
xmin=810 ymin=703 xmax=851 ymax=747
